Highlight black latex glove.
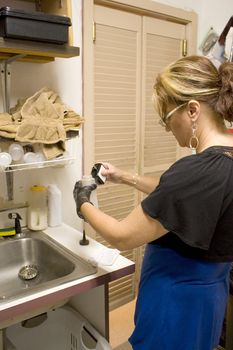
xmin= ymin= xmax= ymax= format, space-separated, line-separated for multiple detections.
xmin=73 ymin=180 xmax=97 ymax=219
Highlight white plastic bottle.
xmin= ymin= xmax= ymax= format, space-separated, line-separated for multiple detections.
xmin=47 ymin=184 xmax=62 ymax=227
xmin=27 ymin=185 xmax=48 ymax=231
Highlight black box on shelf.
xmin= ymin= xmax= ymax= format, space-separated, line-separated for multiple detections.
xmin=0 ymin=7 xmax=71 ymax=44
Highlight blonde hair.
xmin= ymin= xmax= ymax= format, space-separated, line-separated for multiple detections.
xmin=154 ymin=55 xmax=233 ymax=122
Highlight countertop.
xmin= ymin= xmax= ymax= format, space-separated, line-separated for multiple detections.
xmin=0 ymin=224 xmax=135 ymax=327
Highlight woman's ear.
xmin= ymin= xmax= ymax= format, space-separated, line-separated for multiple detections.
xmin=187 ymin=100 xmax=200 ymax=122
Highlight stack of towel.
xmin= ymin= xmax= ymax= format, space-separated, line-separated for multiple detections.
xmin=0 ymin=87 xmax=84 ymax=159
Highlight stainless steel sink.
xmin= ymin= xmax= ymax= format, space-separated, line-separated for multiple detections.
xmin=0 ymin=231 xmax=97 ymax=302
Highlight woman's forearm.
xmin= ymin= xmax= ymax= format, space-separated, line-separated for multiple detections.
xmin=120 ymin=172 xmax=160 ymax=194
xmin=100 ymin=163 xmax=160 ymax=194
xmin=81 ymin=203 xmax=128 ymax=250
xmin=80 ymin=201 xmax=167 ymax=251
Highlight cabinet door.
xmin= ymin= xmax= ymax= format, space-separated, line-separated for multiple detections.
xmin=85 ymin=3 xmax=191 ymax=310
xmin=138 ymin=16 xmax=187 ymax=276
xmin=141 ymin=16 xmax=186 ymax=177
xmin=92 ymin=5 xmax=141 ymax=309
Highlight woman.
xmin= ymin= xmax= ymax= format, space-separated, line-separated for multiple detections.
xmin=73 ymin=55 xmax=233 ymax=350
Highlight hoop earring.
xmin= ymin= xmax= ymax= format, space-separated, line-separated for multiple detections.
xmin=189 ymin=122 xmax=199 ymax=154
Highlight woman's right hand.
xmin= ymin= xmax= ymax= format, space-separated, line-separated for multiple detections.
xmin=100 ymin=162 xmax=125 ymax=184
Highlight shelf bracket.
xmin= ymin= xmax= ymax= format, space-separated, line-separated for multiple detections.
xmin=0 ymin=61 xmax=11 ymax=114
xmin=0 ymin=54 xmax=26 ymax=201
xmin=0 ymin=54 xmax=26 ymax=113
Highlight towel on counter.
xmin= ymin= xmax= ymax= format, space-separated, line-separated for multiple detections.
xmin=87 ymin=246 xmax=120 ymax=266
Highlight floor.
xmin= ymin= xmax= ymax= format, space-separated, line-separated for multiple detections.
xmin=109 ymin=299 xmax=136 ymax=349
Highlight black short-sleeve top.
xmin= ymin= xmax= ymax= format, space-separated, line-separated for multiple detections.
xmin=141 ymin=146 xmax=233 ymax=262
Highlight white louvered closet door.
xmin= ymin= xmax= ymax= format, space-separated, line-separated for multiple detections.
xmin=93 ymin=5 xmax=141 ymax=310
xmin=141 ymin=17 xmax=186 ymax=177
xmin=138 ymin=17 xmax=187 ymax=266
xmin=91 ymin=5 xmax=188 ymax=310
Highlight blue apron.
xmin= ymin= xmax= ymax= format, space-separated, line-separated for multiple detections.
xmin=129 ymin=244 xmax=231 ymax=350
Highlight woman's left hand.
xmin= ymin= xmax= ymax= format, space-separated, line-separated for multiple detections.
xmin=73 ymin=181 xmax=97 ymax=218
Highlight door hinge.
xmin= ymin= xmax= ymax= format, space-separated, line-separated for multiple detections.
xmin=182 ymin=39 xmax=187 ymax=57
xmin=93 ymin=21 xmax=96 ymax=43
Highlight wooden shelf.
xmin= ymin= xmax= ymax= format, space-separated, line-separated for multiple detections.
xmin=0 ymin=37 xmax=80 ymax=63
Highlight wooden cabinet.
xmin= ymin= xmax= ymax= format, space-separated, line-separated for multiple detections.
xmin=0 ymin=0 xmax=79 ymax=63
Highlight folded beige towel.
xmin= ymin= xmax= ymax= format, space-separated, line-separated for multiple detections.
xmin=14 ymin=87 xmax=65 ymax=144
xmin=42 ymin=141 xmax=66 ymax=160
xmin=63 ymin=110 xmax=84 ymax=131
xmin=21 ymin=87 xmax=65 ymax=121
xmin=0 ymin=113 xmax=17 ymax=138
xmin=0 ymin=126 xmax=17 ymax=139
xmin=16 ymin=117 xmax=66 ymax=144
xmin=10 ymin=98 xmax=27 ymax=122
xmin=2 ymin=87 xmax=84 ymax=159
xmin=0 ymin=113 xmax=13 ymax=125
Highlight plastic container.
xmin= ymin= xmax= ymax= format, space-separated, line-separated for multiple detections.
xmin=8 ymin=143 xmax=24 ymax=162
xmin=81 ymin=175 xmax=98 ymax=208
xmin=6 ymin=306 xmax=112 ymax=350
xmin=27 ymin=185 xmax=48 ymax=231
xmin=0 ymin=152 xmax=12 ymax=168
xmin=23 ymin=152 xmax=37 ymax=163
xmin=47 ymin=184 xmax=62 ymax=227
xmin=0 ymin=6 xmax=71 ymax=44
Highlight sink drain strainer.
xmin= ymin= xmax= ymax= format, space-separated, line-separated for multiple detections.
xmin=18 ymin=264 xmax=39 ymax=280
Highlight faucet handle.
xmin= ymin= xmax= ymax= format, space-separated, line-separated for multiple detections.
xmin=8 ymin=212 xmax=22 ymax=234
xmin=8 ymin=212 xmax=22 ymax=220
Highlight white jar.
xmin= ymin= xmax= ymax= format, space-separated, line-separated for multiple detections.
xmin=8 ymin=143 xmax=24 ymax=162
xmin=81 ymin=175 xmax=98 ymax=208
xmin=0 ymin=152 xmax=12 ymax=168
xmin=23 ymin=152 xmax=37 ymax=164
xmin=47 ymin=184 xmax=62 ymax=227
xmin=27 ymin=185 xmax=48 ymax=231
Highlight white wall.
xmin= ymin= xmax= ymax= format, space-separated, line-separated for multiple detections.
xmin=0 ymin=0 xmax=83 ymax=231
xmin=152 ymin=0 xmax=233 ymax=54
xmin=0 ymin=0 xmax=233 ymax=231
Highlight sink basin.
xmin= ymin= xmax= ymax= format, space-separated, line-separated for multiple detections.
xmin=0 ymin=231 xmax=97 ymax=302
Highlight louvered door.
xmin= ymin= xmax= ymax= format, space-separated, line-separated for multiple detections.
xmin=93 ymin=5 xmax=141 ymax=309
xmin=85 ymin=3 xmax=189 ymax=310
xmin=137 ymin=17 xmax=187 ymax=274
xmin=140 ymin=17 xmax=186 ymax=177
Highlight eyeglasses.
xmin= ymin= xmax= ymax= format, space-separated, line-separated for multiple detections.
xmin=159 ymin=102 xmax=187 ymax=127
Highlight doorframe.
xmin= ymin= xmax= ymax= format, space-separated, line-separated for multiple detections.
xmin=82 ymin=0 xmax=197 ymax=173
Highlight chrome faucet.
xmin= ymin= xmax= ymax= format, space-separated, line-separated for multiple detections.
xmin=8 ymin=212 xmax=23 ymax=236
